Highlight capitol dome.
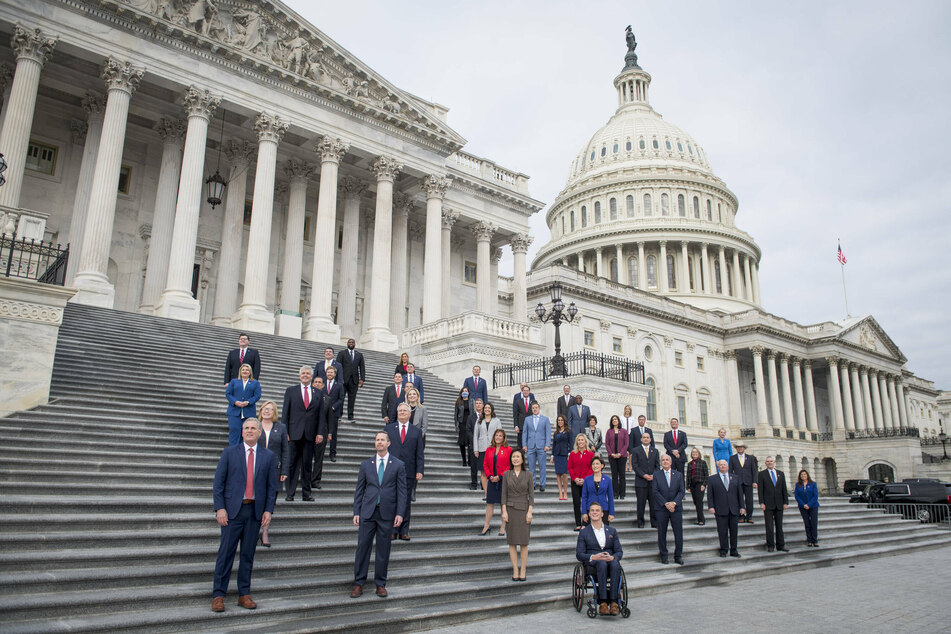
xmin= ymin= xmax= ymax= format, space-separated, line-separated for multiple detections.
xmin=533 ymin=34 xmax=763 ymax=313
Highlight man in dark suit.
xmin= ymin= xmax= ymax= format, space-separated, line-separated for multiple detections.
xmin=512 ymin=382 xmax=536 ymax=420
xmin=223 ymin=333 xmax=261 ymax=384
xmin=336 ymin=338 xmax=365 ymax=421
xmin=556 ymin=384 xmax=573 ymax=421
xmin=663 ymin=418 xmax=687 ymax=477
xmin=575 ymin=501 xmax=623 ymax=616
xmin=211 ymin=418 xmax=278 ymax=612
xmin=512 ymin=384 xmax=535 ymax=449
xmin=403 ymin=363 xmax=424 ymax=403
xmin=628 ymin=414 xmax=655 ymax=471
xmin=461 ymin=365 xmax=488 ymax=405
xmin=757 ymin=456 xmax=789 ymax=552
xmin=308 ymin=376 xmax=333 ymax=491
xmin=567 ymin=395 xmax=591 ymax=441
xmin=631 ymin=432 xmax=659 ymax=528
xmin=729 ymin=441 xmax=758 ymax=523
xmin=350 ymin=430 xmax=407 ymax=598
xmin=380 ymin=373 xmax=406 ymax=424
xmin=323 ymin=366 xmax=345 ymax=462
xmin=313 ymin=346 xmax=343 ymax=382
xmin=385 ymin=403 xmax=424 ymax=541
xmin=652 ymin=454 xmax=685 ymax=564
xmin=707 ymin=459 xmax=745 ymax=557
xmin=282 ymin=366 xmax=326 ymax=502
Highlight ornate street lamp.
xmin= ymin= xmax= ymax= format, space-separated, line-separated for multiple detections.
xmin=205 ymin=108 xmax=227 ymax=208
xmin=0 ymin=153 xmax=7 ymax=187
xmin=535 ymin=281 xmax=578 ymax=376
xmin=939 ymin=421 xmax=948 ymax=460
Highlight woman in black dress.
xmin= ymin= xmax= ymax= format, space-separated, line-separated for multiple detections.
xmin=454 ymin=387 xmax=471 ymax=467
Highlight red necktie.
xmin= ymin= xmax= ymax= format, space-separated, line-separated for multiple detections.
xmin=245 ymin=447 xmax=254 ymax=499
xmin=400 ymin=424 xmax=406 ymax=443
xmin=396 ymin=386 xmax=401 ymax=398
xmin=303 ymin=387 xmax=310 ymax=408
xmin=525 ymin=398 xmax=529 ymax=412
xmin=239 ymin=349 xmax=245 ymax=364
xmin=673 ymin=430 xmax=677 ymax=444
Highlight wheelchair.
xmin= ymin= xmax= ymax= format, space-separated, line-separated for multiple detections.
xmin=571 ymin=561 xmax=631 ymax=618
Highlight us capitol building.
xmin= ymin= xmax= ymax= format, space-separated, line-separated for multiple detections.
xmin=0 ymin=1 xmax=946 ymax=488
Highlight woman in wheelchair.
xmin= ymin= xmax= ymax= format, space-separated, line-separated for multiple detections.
xmin=575 ymin=501 xmax=624 ymax=616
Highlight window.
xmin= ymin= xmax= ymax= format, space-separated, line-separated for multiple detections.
xmin=652 ymin=138 xmax=659 ymax=149
xmin=688 ymin=145 xmax=694 ymax=155
xmin=699 ymin=399 xmax=709 ymax=428
xmin=584 ymin=330 xmax=595 ymax=347
xmin=661 ymin=193 xmax=669 ymax=216
xmin=609 ymin=198 xmax=617 ymax=220
xmin=665 ymin=139 xmax=672 ymax=150
xmin=727 ymin=263 xmax=734 ymax=295
xmin=628 ymin=257 xmax=638 ymax=288
xmin=464 ymin=261 xmax=477 ymax=284
xmin=613 ymin=143 xmax=619 ymax=153
xmin=714 ymin=260 xmax=722 ymax=293
xmin=688 ymin=256 xmax=695 ymax=290
xmin=26 ymin=141 xmax=58 ymax=175
xmin=677 ymin=194 xmax=686 ymax=217
xmin=590 ymin=151 xmax=595 ymax=161
xmin=600 ymin=146 xmax=606 ymax=157
xmin=570 ymin=210 xmax=576 ymax=231
xmin=610 ymin=258 xmax=618 ymax=282
xmin=675 ymin=351 xmax=684 ymax=366
xmin=626 ymin=140 xmax=632 ymax=151
xmin=594 ymin=201 xmax=601 ymax=223
xmin=717 ymin=203 xmax=722 ymax=222
xmin=581 ymin=206 xmax=587 ymax=227
xmin=243 ymin=199 xmax=253 ymax=226
xmin=643 ymin=193 xmax=652 ymax=216
xmin=697 ymin=356 xmax=705 ymax=371
xmin=117 ymin=165 xmax=132 ymax=195
xmin=646 ymin=378 xmax=657 ymax=421
xmin=644 ymin=345 xmax=654 ymax=361
xmin=626 ymin=195 xmax=634 ymax=217
xmin=639 ymin=139 xmax=646 ymax=150
xmin=647 ymin=255 xmax=657 ymax=288
xmin=706 ymin=199 xmax=712 ymax=220
xmin=693 ymin=196 xmax=700 ymax=218
xmin=667 ymin=254 xmax=676 ymax=289
xmin=561 ymin=215 xmax=565 ymax=235
xmin=677 ymin=396 xmax=687 ymax=423
xmin=613 ymin=337 xmax=623 ymax=353
xmin=677 ymin=141 xmax=683 ymax=152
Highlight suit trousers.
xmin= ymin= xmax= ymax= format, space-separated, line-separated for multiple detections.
xmin=589 ymin=558 xmax=622 ymax=601
xmin=740 ymin=482 xmax=755 ymax=517
xmin=526 ymin=448 xmax=547 ymax=488
xmin=715 ymin=513 xmax=740 ymax=555
xmin=395 ymin=477 xmax=416 ymax=536
xmin=763 ymin=507 xmax=785 ymax=549
xmin=286 ymin=438 xmax=314 ymax=498
xmin=689 ymin=482 xmax=706 ymax=523
xmin=799 ymin=506 xmax=819 ymax=543
xmin=655 ymin=506 xmax=683 ymax=558
xmin=608 ymin=458 xmax=626 ymax=498
xmin=354 ymin=506 xmax=393 ymax=587
xmin=213 ymin=502 xmax=260 ymax=597
xmin=571 ymin=482 xmax=584 ymax=527
xmin=328 ymin=415 xmax=340 ymax=456
xmin=468 ymin=447 xmax=479 ymax=486
xmin=227 ymin=415 xmax=244 ymax=446
xmin=635 ymin=484 xmax=655 ymax=526
xmin=311 ymin=437 xmax=327 ymax=487
xmin=343 ymin=381 xmax=359 ymax=419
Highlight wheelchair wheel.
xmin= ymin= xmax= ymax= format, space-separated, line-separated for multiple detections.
xmin=587 ymin=606 xmax=598 ymax=619
xmin=572 ymin=564 xmax=585 ymax=612
xmin=621 ymin=606 xmax=631 ymax=618
xmin=617 ymin=568 xmax=629 ymax=614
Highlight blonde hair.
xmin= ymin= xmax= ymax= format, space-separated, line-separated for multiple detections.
xmin=573 ymin=433 xmax=589 ymax=453
xmin=257 ymin=400 xmax=279 ymax=421
xmin=405 ymin=386 xmax=420 ymax=403
xmin=239 ymin=363 xmax=254 ymax=380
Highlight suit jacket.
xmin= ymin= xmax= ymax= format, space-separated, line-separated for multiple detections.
xmin=512 ymin=392 xmax=536 ymax=422
xmin=629 ymin=426 xmax=655 ymax=452
xmin=313 ymin=359 xmax=343 ymax=383
xmin=576 ymin=523 xmax=623 ymax=563
xmin=353 ymin=454 xmax=407 ymax=521
xmin=567 ymin=404 xmax=591 ymax=440
xmin=706 ymin=471 xmax=744 ymax=516
xmin=385 ymin=421 xmax=425 ymax=477
xmin=404 ymin=374 xmax=424 ymax=402
xmin=605 ymin=428 xmax=629 ymax=458
xmin=224 ymin=347 xmax=261 ymax=384
xmin=281 ymin=384 xmax=326 ymax=442
xmin=651 ymin=469 xmax=685 ymax=510
xmin=794 ymin=482 xmax=820 ymax=509
xmin=323 ymin=379 xmax=345 ymax=420
xmin=663 ymin=429 xmax=688 ymax=462
xmin=522 ymin=414 xmax=550 ymax=450
xmin=501 ymin=468 xmax=534 ymax=511
xmin=472 ymin=417 xmax=501 ymax=454
xmin=556 ymin=394 xmax=574 ymax=420
xmin=462 ymin=376 xmax=488 ymax=404
xmin=757 ymin=469 xmax=789 ymax=509
xmin=409 ymin=404 xmax=428 ymax=436
xmin=336 ymin=348 xmax=366 ymax=384
xmin=258 ymin=422 xmax=290 ymax=477
xmin=631 ymin=444 xmax=660 ymax=488
xmin=581 ymin=474 xmax=615 ymax=516
xmin=381 ymin=384 xmax=407 ymax=421
xmin=213 ymin=443 xmax=278 ymax=521
xmin=225 ymin=379 xmax=261 ymax=418
xmin=483 ymin=445 xmax=512 ymax=478
xmin=729 ymin=453 xmax=758 ymax=485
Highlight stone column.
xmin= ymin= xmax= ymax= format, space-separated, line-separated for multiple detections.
xmin=803 ymin=360 xmax=819 ymax=432
xmin=751 ymin=262 xmax=762 ymax=304
xmin=440 ymin=208 xmax=458 ymax=318
xmin=680 ymin=241 xmax=689 ymax=291
xmin=869 ymin=369 xmax=885 ymax=430
xmin=473 ymin=221 xmax=496 ymax=310
xmin=138 ymin=118 xmax=186 ymax=313
xmin=302 ymin=136 xmax=348 ymax=342
xmin=731 ymin=250 xmax=742 ymax=299
xmin=826 ymin=357 xmax=845 ymax=431
xmin=0 ymin=26 xmax=56 ymax=208
xmin=750 ymin=347 xmax=770 ymax=430
xmin=766 ymin=351 xmax=783 ymax=428
xmin=896 ymin=380 xmax=909 ymax=429
xmin=360 ymin=155 xmax=403 ymax=351
xmin=211 ymin=141 xmax=254 ymax=326
xmin=779 ymin=354 xmax=795 ymax=431
xmin=389 ymin=192 xmax=410 ymax=333
xmin=274 ymin=159 xmax=313 ymax=338
xmin=72 ymin=58 xmax=143 ymax=307
xmin=65 ymin=93 xmax=106 ymax=284
xmin=616 ymin=244 xmax=627 ymax=285
xmin=491 ymin=247 xmax=502 ymax=315
xmin=576 ymin=251 xmax=585 ymax=273
xmin=887 ymin=377 xmax=901 ymax=429
xmin=859 ymin=367 xmax=875 ymax=431
xmin=839 ymin=360 xmax=855 ymax=431
xmin=153 ymin=87 xmax=220 ymax=320
xmin=718 ymin=246 xmax=728 ymax=295
xmin=511 ymin=233 xmax=532 ymax=321
xmin=850 ymin=363 xmax=867 ymax=430
xmin=743 ymin=255 xmax=753 ymax=301
xmin=595 ymin=246 xmax=604 ymax=278
xmin=701 ymin=243 xmax=712 ymax=294
xmin=725 ymin=350 xmax=743 ymax=426
xmin=232 ymin=112 xmax=287 ymax=333
xmin=336 ymin=176 xmax=365 ymax=336
xmin=792 ymin=357 xmax=807 ymax=430
xmin=637 ymin=241 xmax=647 ymax=289
xmin=878 ymin=372 xmax=893 ymax=429
xmin=422 ymin=174 xmax=450 ymax=323
xmin=659 ymin=241 xmax=668 ymax=292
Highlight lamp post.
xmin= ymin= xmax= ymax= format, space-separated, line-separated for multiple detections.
xmin=535 ymin=281 xmax=578 ymax=376
xmin=0 ymin=153 xmax=7 ymax=187
xmin=939 ymin=421 xmax=948 ymax=460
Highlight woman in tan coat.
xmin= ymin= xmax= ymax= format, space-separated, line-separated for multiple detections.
xmin=502 ymin=448 xmax=534 ymax=581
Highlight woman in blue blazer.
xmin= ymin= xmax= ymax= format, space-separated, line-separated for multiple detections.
xmin=580 ymin=456 xmax=615 ymax=524
xmin=794 ymin=469 xmax=821 ymax=547
xmin=225 ymin=364 xmax=261 ymax=445
xmin=712 ymin=428 xmax=733 ymax=464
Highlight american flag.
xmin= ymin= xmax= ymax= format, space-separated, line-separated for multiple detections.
xmin=837 ymin=242 xmax=847 ymax=265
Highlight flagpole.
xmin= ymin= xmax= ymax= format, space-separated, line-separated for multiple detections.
xmin=838 ymin=238 xmax=851 ymax=317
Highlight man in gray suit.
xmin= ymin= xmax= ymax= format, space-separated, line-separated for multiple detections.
xmin=567 ymin=395 xmax=591 ymax=441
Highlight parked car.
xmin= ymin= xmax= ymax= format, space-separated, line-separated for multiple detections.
xmin=844 ymin=479 xmax=881 ymax=496
xmin=864 ymin=481 xmax=950 ymax=523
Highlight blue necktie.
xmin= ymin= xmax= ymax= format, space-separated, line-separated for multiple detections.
xmin=377 ymin=459 xmax=385 ymax=504
xmin=771 ymin=470 xmax=777 ymax=486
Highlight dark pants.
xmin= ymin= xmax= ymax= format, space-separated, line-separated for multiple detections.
xmin=212 ymin=502 xmax=260 ymax=597
xmin=328 ymin=415 xmax=340 ymax=457
xmin=571 ymin=482 xmax=584 ymax=526
xmin=655 ymin=506 xmax=683 ymax=558
xmin=608 ymin=457 xmax=626 ymax=498
xmin=714 ymin=512 xmax=739 ymax=554
xmin=394 ymin=477 xmax=416 ymax=536
xmin=468 ymin=445 xmax=479 ymax=486
xmin=343 ymin=381 xmax=359 ymax=419
xmin=589 ymin=559 xmax=621 ymax=601
xmin=763 ymin=508 xmax=785 ymax=549
xmin=286 ymin=438 xmax=314 ymax=498
xmin=689 ymin=482 xmax=706 ymax=523
xmin=354 ymin=506 xmax=392 ymax=587
xmin=740 ymin=482 xmax=755 ymax=517
xmin=459 ymin=444 xmax=469 ymax=466
xmin=799 ymin=506 xmax=819 ymax=543
xmin=635 ymin=484 xmax=655 ymax=526
xmin=311 ymin=437 xmax=327 ymax=487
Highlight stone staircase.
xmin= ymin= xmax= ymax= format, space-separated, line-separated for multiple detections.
xmin=0 ymin=304 xmax=948 ymax=632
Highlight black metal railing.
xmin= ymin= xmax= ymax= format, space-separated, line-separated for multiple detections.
xmin=867 ymin=502 xmax=950 ymax=529
xmin=492 ymin=351 xmax=645 ymax=389
xmin=0 ymin=232 xmax=68 ymax=285
xmin=847 ymin=427 xmax=919 ymax=440
xmin=740 ymin=428 xmax=756 ymax=438
xmin=920 ymin=436 xmax=943 ymax=446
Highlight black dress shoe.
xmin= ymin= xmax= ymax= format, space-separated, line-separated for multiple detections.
xmin=719 ymin=552 xmax=727 ymax=557
xmin=285 ymin=496 xmax=294 ymax=502
xmin=674 ymin=556 xmax=684 ymax=565
xmin=302 ymin=495 xmax=315 ymax=502
xmin=539 ymin=486 xmax=545 ymax=492
xmin=637 ymin=522 xmax=644 ymax=528
xmin=767 ymin=546 xmax=775 ymax=552
xmin=778 ymin=546 xmax=789 ymax=552
xmin=660 ymin=556 xmax=669 ymax=564
xmin=469 ymin=484 xmax=478 ymax=490
xmin=330 ymin=456 xmax=337 ymax=462
xmin=730 ymin=552 xmax=741 ymax=558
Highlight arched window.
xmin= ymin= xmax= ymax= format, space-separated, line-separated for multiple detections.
xmin=706 ymin=199 xmax=712 ymax=220
xmin=714 ymin=260 xmax=722 ymax=293
xmin=626 ymin=195 xmax=635 ymax=217
xmin=688 ymin=256 xmax=695 ymax=290
xmin=643 ymin=193 xmax=652 ymax=216
xmin=610 ymin=258 xmax=618 ymax=282
xmin=667 ymin=254 xmax=676 ymax=289
xmin=693 ymin=196 xmax=700 ymax=218
xmin=677 ymin=141 xmax=683 ymax=152
xmin=594 ymin=201 xmax=601 ymax=223
xmin=661 ymin=193 xmax=669 ymax=216
xmin=626 ymin=140 xmax=632 ymax=151
xmin=628 ymin=257 xmax=639 ymax=288
xmin=581 ymin=206 xmax=587 ymax=227
xmin=717 ymin=203 xmax=722 ymax=222
xmin=609 ymin=198 xmax=618 ymax=220
xmin=570 ymin=210 xmax=576 ymax=231
xmin=677 ymin=194 xmax=686 ymax=217
xmin=647 ymin=255 xmax=657 ymax=288
xmin=600 ymin=146 xmax=606 ymax=157
xmin=613 ymin=143 xmax=619 ymax=153
xmin=652 ymin=138 xmax=659 ymax=149
xmin=639 ymin=138 xmax=646 ymax=150
xmin=646 ymin=378 xmax=657 ymax=421
xmin=665 ymin=139 xmax=672 ymax=150
xmin=561 ymin=215 xmax=565 ymax=235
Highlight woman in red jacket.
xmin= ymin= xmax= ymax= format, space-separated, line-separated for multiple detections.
xmin=482 ymin=428 xmax=512 ymax=536
xmin=567 ymin=434 xmax=594 ymax=532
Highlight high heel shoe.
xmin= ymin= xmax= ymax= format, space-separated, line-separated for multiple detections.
xmin=260 ymin=535 xmax=271 ymax=548
xmin=480 ymin=526 xmax=490 ymax=536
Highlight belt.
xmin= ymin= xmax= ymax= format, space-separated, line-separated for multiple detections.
xmin=242 ymin=499 xmax=254 ymax=504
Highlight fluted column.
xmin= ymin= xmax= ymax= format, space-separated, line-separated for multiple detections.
xmin=751 ymin=347 xmax=770 ymax=430
xmin=72 ymin=58 xmax=143 ymax=307
xmin=576 ymin=251 xmax=585 ymax=273
xmin=718 ymin=246 xmax=728 ymax=295
xmin=211 ymin=141 xmax=254 ymax=326
xmin=616 ymin=244 xmax=627 ymax=285
xmin=232 ymin=113 xmax=287 ymax=333
xmin=859 ymin=367 xmax=875 ymax=431
xmin=336 ymin=177 xmax=366 ymax=335
xmin=732 ymin=250 xmax=742 ymax=300
xmin=658 ymin=241 xmax=668 ymax=292
xmin=869 ymin=369 xmax=885 ymax=430
xmin=389 ymin=192 xmax=410 ymax=333
xmin=887 ymin=377 xmax=901 ymax=429
xmin=701 ymin=243 xmax=712 ymax=294
xmin=743 ymin=255 xmax=753 ymax=301
xmin=440 ymin=208 xmax=458 ymax=318
xmin=491 ymin=247 xmax=502 ymax=315
xmin=680 ymin=241 xmax=689 ymax=291
xmin=896 ymin=380 xmax=909 ymax=429
xmin=302 ymin=136 xmax=348 ymax=341
xmin=879 ymin=372 xmax=893 ymax=429
xmin=850 ymin=363 xmax=867 ymax=431
xmin=826 ymin=357 xmax=845 ymax=431
xmin=422 ymin=174 xmax=450 ymax=323
xmin=751 ymin=262 xmax=762 ymax=304
xmin=139 ymin=117 xmax=186 ymax=313
xmin=360 ymin=155 xmax=403 ymax=351
xmin=766 ymin=351 xmax=783 ymax=428
xmin=839 ymin=360 xmax=856 ymax=431
xmin=473 ymin=221 xmax=496 ymax=309
xmin=637 ymin=241 xmax=647 ymax=289
xmin=792 ymin=357 xmax=807 ymax=430
xmin=596 ymin=246 xmax=605 ymax=278
xmin=512 ymin=233 xmax=532 ymax=321
xmin=153 ymin=87 xmax=220 ymax=320
xmin=725 ymin=350 xmax=743 ymax=426
xmin=803 ymin=360 xmax=819 ymax=432
xmin=0 ymin=26 xmax=56 ymax=208
xmin=65 ymin=93 xmax=106 ymax=284
xmin=779 ymin=354 xmax=795 ymax=431
xmin=274 ymin=159 xmax=313 ymax=338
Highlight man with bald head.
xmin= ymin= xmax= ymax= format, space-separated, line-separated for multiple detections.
xmin=385 ymin=403 xmax=424 ymax=541
xmin=707 ymin=459 xmax=745 ymax=558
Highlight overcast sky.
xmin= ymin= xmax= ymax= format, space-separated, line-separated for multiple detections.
xmin=290 ymin=1 xmax=951 ymax=391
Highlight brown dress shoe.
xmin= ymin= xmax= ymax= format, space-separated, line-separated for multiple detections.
xmin=350 ymin=584 xmax=363 ymax=598
xmin=376 ymin=585 xmax=388 ymax=597
xmin=610 ymin=602 xmax=620 ymax=616
xmin=599 ymin=602 xmax=609 ymax=615
xmin=399 ymin=534 xmax=411 ymax=541
xmin=211 ymin=596 xmax=225 ymax=612
xmin=237 ymin=595 xmax=256 ymax=609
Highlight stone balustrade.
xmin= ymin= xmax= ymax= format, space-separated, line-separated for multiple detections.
xmin=404 ymin=310 xmax=541 ymax=347
xmin=449 ymin=150 xmax=529 ymax=194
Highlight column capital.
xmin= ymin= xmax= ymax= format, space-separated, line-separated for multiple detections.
xmin=101 ymin=57 xmax=144 ymax=95
xmin=596 ymin=246 xmax=603 ymax=254
xmin=407 ymin=218 xmax=423 ymax=235
xmin=224 ymin=140 xmax=256 ymax=168
xmin=510 ymin=232 xmax=533 ymax=254
xmin=422 ymin=174 xmax=451 ymax=199
xmin=81 ymin=92 xmax=106 ymax=117
xmin=11 ymin=25 xmax=57 ymax=66
xmin=803 ymin=358 xmax=813 ymax=369
xmin=154 ymin=117 xmax=186 ymax=146
xmin=371 ymin=155 xmax=403 ymax=182
xmin=393 ymin=191 xmax=415 ymax=214
xmin=858 ymin=365 xmax=869 ymax=376
xmin=472 ymin=220 xmax=496 ymax=242
xmin=70 ymin=120 xmax=88 ymax=143
xmin=339 ymin=175 xmax=368 ymax=200
xmin=724 ymin=349 xmax=737 ymax=360
xmin=637 ymin=241 xmax=645 ymax=249
xmin=750 ymin=345 xmax=765 ymax=356
xmin=680 ymin=240 xmax=689 ymax=248
xmin=777 ymin=352 xmax=788 ymax=363
xmin=284 ymin=158 xmax=315 ymax=183
xmin=849 ymin=361 xmax=860 ymax=372
xmin=659 ymin=240 xmax=667 ymax=248
xmin=790 ymin=355 xmax=802 ymax=367
xmin=492 ymin=246 xmax=503 ymax=264
xmin=701 ymin=241 xmax=709 ymax=249
xmin=181 ymin=85 xmax=219 ymax=119
xmin=254 ymin=112 xmax=288 ymax=143
xmin=441 ymin=208 xmax=460 ymax=230
xmin=825 ymin=355 xmax=839 ymax=366
xmin=767 ymin=350 xmax=777 ymax=361
xmin=315 ymin=135 xmax=349 ymax=164
xmin=868 ymin=367 xmax=879 ymax=377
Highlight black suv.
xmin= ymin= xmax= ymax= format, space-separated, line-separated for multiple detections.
xmin=863 ymin=481 xmax=950 ymax=523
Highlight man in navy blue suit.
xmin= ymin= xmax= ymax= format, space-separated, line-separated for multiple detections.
xmin=323 ymin=366 xmax=345 ymax=462
xmin=576 ymin=501 xmax=624 ymax=616
xmin=403 ymin=363 xmax=424 ymax=403
xmin=567 ymin=395 xmax=591 ymax=441
xmin=313 ymin=346 xmax=343 ymax=382
xmin=461 ymin=365 xmax=488 ymax=405
xmin=652 ymin=454 xmax=685 ymax=564
xmin=351 ymin=430 xmax=407 ymax=598
xmin=211 ymin=418 xmax=278 ymax=612
xmin=663 ymin=418 xmax=688 ymax=478
xmin=707 ymin=459 xmax=746 ymax=557
xmin=385 ymin=403 xmax=424 ymax=541
xmin=223 ymin=333 xmax=261 ymax=384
